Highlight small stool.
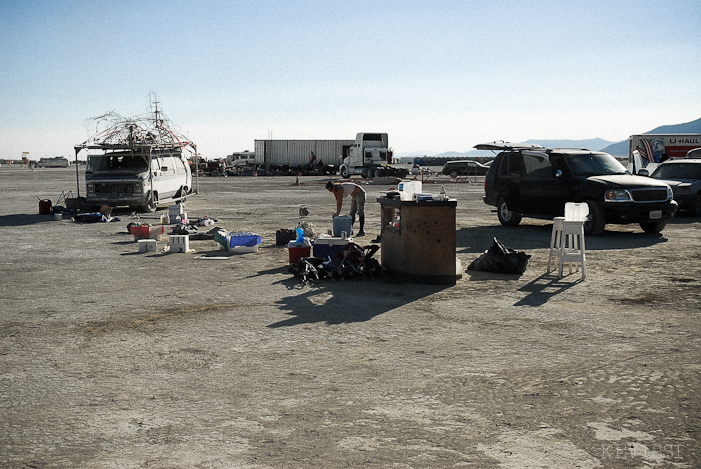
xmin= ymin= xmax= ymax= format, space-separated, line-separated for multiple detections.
xmin=547 ymin=217 xmax=586 ymax=279
xmin=559 ymin=220 xmax=586 ymax=279
xmin=547 ymin=217 xmax=565 ymax=273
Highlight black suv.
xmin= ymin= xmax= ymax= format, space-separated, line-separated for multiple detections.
xmin=478 ymin=142 xmax=678 ymax=235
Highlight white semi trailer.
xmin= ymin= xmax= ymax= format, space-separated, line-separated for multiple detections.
xmin=254 ymin=139 xmax=353 ymax=175
xmin=339 ymin=132 xmax=408 ymax=179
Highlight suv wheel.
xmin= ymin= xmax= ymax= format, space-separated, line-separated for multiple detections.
xmin=449 ymin=170 xmax=459 ymax=178
xmin=640 ymin=221 xmax=666 ymax=234
xmin=583 ymin=200 xmax=605 ymax=236
xmin=497 ymin=197 xmax=522 ymax=226
xmin=691 ymin=193 xmax=701 ymax=217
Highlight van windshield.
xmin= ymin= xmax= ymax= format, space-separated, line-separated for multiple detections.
xmin=93 ymin=154 xmax=149 ymax=171
xmin=564 ymin=154 xmax=627 ymax=176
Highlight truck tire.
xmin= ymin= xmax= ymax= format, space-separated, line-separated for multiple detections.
xmin=583 ymin=200 xmax=605 ymax=236
xmin=394 ymin=168 xmax=408 ymax=178
xmin=640 ymin=221 xmax=666 ymax=234
xmin=497 ymin=197 xmax=521 ymax=226
xmin=340 ymin=166 xmax=349 ymax=179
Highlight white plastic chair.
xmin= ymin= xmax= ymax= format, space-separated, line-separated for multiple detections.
xmin=547 ymin=203 xmax=588 ymax=279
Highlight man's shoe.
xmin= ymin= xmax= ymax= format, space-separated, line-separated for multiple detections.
xmin=356 ymin=231 xmax=365 ymax=237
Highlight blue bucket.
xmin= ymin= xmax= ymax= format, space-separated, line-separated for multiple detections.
xmin=333 ymin=215 xmax=353 ymax=237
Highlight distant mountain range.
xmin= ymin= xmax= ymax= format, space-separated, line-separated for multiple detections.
xmin=398 ymin=117 xmax=701 ymax=158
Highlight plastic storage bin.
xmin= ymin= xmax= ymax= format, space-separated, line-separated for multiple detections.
xmin=131 ymin=224 xmax=165 ymax=241
xmin=228 ymin=233 xmax=261 ymax=254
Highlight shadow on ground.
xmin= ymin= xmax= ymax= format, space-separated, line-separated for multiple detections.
xmin=267 ymin=279 xmax=448 ymax=328
xmin=457 ymin=223 xmax=670 ymax=254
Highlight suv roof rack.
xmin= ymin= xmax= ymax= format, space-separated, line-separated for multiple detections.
xmin=473 ymin=141 xmax=547 ymax=151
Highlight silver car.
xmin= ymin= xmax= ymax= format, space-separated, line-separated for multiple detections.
xmin=649 ymin=158 xmax=701 ymax=216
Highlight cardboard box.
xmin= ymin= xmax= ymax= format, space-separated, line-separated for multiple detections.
xmin=137 ymin=239 xmax=157 ymax=253
xmin=169 ymin=235 xmax=189 ymax=253
xmin=168 ymin=204 xmax=184 ymax=218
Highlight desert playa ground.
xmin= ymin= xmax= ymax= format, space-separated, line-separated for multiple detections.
xmin=1 ymin=165 xmax=699 ymax=468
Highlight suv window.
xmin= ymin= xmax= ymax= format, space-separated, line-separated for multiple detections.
xmin=565 ymin=153 xmax=627 ymax=176
xmin=523 ymin=155 xmax=553 ymax=179
xmin=499 ymin=153 xmax=521 ymax=176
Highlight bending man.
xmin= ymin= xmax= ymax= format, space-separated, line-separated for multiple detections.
xmin=326 ymin=181 xmax=366 ymax=237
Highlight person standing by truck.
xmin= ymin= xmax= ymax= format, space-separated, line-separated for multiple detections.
xmin=326 ymin=181 xmax=366 ymax=237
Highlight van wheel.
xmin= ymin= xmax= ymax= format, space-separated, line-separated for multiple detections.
xmin=497 ymin=197 xmax=521 ymax=226
xmin=141 ymin=193 xmax=158 ymax=213
xmin=640 ymin=221 xmax=666 ymax=234
xmin=177 ymin=186 xmax=189 ymax=202
xmin=583 ymin=200 xmax=605 ymax=236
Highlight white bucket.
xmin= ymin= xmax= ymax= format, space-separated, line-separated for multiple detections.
xmin=333 ymin=215 xmax=353 ymax=237
xmin=53 ymin=212 xmax=62 ymax=221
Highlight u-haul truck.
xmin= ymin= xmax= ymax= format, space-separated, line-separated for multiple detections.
xmin=628 ymin=134 xmax=701 ymax=174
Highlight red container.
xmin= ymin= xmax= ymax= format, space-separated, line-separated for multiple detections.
xmin=39 ymin=199 xmax=52 ymax=215
xmin=130 ymin=225 xmax=165 ymax=240
xmin=288 ymin=246 xmax=311 ymax=264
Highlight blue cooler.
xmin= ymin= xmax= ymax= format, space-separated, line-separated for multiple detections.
xmin=313 ymin=237 xmax=352 ymax=263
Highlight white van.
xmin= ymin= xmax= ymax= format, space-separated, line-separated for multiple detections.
xmin=84 ymin=143 xmax=192 ymax=212
xmin=38 ymin=157 xmax=70 ymax=168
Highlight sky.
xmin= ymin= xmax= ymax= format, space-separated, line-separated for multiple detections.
xmin=1 ymin=0 xmax=700 ymax=160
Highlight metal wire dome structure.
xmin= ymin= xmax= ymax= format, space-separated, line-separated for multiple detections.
xmin=78 ymin=97 xmax=196 ymax=157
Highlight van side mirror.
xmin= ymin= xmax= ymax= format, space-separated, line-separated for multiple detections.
xmin=638 ymin=169 xmax=649 ymax=176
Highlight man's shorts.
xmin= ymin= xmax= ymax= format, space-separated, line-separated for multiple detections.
xmin=349 ymin=190 xmax=365 ymax=216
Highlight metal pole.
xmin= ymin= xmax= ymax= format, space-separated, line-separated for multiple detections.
xmin=74 ymin=146 xmax=81 ymax=198
xmin=194 ymin=144 xmax=199 ymax=194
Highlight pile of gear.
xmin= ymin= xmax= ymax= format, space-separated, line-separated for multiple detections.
xmin=288 ymin=243 xmax=381 ymax=285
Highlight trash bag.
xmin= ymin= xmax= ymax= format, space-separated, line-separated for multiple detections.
xmin=171 ymin=224 xmax=200 ymax=236
xmin=467 ymin=237 xmax=530 ymax=274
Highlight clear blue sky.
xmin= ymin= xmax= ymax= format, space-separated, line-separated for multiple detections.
xmin=1 ymin=0 xmax=699 ymax=160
